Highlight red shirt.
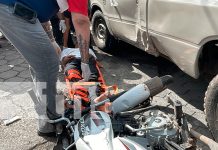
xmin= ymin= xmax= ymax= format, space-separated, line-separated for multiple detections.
xmin=67 ymin=0 xmax=88 ymax=16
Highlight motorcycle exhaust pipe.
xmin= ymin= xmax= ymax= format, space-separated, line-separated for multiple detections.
xmin=112 ymin=75 xmax=173 ymax=114
xmin=189 ymin=127 xmax=218 ymax=150
xmin=145 ymin=75 xmax=173 ymax=97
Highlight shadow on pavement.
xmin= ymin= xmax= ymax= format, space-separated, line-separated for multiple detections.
xmin=95 ymin=41 xmax=209 ymax=111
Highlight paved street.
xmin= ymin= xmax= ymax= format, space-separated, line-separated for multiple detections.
xmin=95 ymin=42 xmax=212 ymax=150
xmin=0 ymin=38 xmax=213 ymax=149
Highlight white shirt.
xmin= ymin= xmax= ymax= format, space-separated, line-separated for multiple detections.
xmin=56 ymin=0 xmax=69 ymax=13
xmin=60 ymin=48 xmax=97 ymax=61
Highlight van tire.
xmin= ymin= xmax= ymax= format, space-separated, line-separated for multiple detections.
xmin=204 ymin=74 xmax=218 ymax=141
xmin=91 ymin=10 xmax=116 ymax=51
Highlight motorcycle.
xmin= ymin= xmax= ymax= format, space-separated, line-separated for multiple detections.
xmin=48 ymin=75 xmax=218 ymax=150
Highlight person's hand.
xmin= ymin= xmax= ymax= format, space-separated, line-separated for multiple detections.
xmin=81 ymin=62 xmax=91 ymax=81
xmin=61 ymin=55 xmax=75 ymax=67
xmin=59 ymin=20 xmax=66 ymax=33
xmin=51 ymin=41 xmax=61 ymax=56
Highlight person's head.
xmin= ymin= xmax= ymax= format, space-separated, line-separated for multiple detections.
xmin=61 ymin=55 xmax=76 ymax=69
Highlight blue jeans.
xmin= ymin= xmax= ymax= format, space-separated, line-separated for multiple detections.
xmin=0 ymin=4 xmax=59 ymax=132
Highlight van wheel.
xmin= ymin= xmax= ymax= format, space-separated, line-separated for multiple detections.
xmin=91 ymin=10 xmax=116 ymax=51
xmin=204 ymin=74 xmax=218 ymax=141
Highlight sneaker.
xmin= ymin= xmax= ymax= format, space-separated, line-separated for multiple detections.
xmin=37 ymin=130 xmax=56 ymax=137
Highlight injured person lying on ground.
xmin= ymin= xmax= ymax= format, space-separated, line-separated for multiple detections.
xmin=60 ymin=48 xmax=112 ymax=116
xmin=60 ymin=47 xmax=99 ymax=82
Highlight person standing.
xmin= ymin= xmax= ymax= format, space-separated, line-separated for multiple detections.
xmin=0 ymin=0 xmax=91 ymax=137
xmin=51 ymin=14 xmax=64 ymax=46
xmin=62 ymin=10 xmax=75 ymax=48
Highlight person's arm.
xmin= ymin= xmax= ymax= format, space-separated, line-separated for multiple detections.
xmin=63 ymin=17 xmax=71 ymax=48
xmin=62 ymin=11 xmax=72 ymax=48
xmin=66 ymin=0 xmax=91 ymax=81
xmin=71 ymin=13 xmax=90 ymax=64
xmin=41 ymin=21 xmax=61 ymax=56
xmin=72 ymin=13 xmax=91 ymax=81
xmin=56 ymin=11 xmax=67 ymax=35
xmin=57 ymin=11 xmax=65 ymax=20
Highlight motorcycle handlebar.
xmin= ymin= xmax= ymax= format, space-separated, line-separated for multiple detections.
xmin=80 ymin=98 xmax=111 ymax=115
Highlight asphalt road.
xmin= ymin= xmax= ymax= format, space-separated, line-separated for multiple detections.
xmin=0 ymin=38 xmax=213 ymax=149
xmin=93 ymin=42 xmax=212 ymax=150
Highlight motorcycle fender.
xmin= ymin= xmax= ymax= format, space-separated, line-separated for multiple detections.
xmin=75 ymin=138 xmax=92 ymax=150
xmin=113 ymin=137 xmax=148 ymax=150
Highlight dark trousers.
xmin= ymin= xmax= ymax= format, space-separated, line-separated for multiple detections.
xmin=65 ymin=56 xmax=100 ymax=104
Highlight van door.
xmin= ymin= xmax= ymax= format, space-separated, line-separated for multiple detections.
xmin=105 ymin=0 xmax=139 ymax=44
xmin=138 ymin=0 xmax=159 ymax=56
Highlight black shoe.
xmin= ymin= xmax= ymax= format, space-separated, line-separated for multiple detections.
xmin=37 ymin=130 xmax=56 ymax=137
